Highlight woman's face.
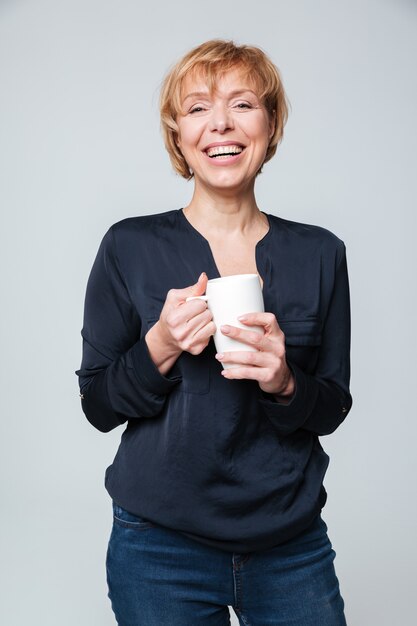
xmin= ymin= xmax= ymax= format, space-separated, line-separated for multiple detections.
xmin=176 ymin=67 xmax=275 ymax=194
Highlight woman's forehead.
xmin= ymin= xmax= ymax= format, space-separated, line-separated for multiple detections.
xmin=180 ymin=65 xmax=258 ymax=99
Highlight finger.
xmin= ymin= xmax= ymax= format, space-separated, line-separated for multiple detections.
xmin=166 ymin=273 xmax=208 ymax=307
xmin=184 ymin=320 xmax=216 ymax=354
xmin=168 ymin=303 xmax=207 ymax=329
xmin=237 ymin=311 xmax=280 ymax=330
xmin=188 ymin=309 xmax=215 ymax=336
xmin=184 ymin=272 xmax=208 ymax=298
xmin=220 ymin=324 xmax=264 ymax=348
xmin=169 ymin=302 xmax=211 ymax=332
xmin=215 ymin=350 xmax=266 ymax=367
xmin=193 ymin=320 xmax=216 ymax=341
xmin=186 ymin=295 xmax=209 ymax=302
xmin=183 ymin=298 xmax=209 ymax=319
xmin=221 ymin=365 xmax=263 ymax=382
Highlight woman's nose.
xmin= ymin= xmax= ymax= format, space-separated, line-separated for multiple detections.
xmin=208 ymin=104 xmax=234 ymax=133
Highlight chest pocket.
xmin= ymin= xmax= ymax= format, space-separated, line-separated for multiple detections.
xmin=146 ymin=319 xmax=210 ymax=395
xmin=280 ymin=318 xmax=322 ymax=374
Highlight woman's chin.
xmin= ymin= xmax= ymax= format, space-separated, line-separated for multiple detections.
xmin=194 ymin=170 xmax=255 ymax=194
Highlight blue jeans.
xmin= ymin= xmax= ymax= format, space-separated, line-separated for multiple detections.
xmin=106 ymin=502 xmax=347 ymax=625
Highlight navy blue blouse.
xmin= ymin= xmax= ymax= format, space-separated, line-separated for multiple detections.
xmin=76 ymin=208 xmax=352 ymax=553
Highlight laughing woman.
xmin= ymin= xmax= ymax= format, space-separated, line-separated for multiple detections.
xmin=76 ymin=40 xmax=352 ymax=625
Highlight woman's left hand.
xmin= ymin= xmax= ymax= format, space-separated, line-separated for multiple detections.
xmin=216 ymin=312 xmax=295 ymax=399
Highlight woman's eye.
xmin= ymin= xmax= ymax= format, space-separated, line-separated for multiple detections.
xmin=234 ymin=102 xmax=252 ymax=110
xmin=189 ymin=106 xmax=205 ymax=114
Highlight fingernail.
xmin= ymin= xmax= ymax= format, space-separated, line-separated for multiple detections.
xmin=215 ymin=353 xmax=224 ymax=360
xmin=238 ymin=315 xmax=247 ymax=322
xmin=221 ymin=325 xmax=231 ymax=334
xmin=198 ymin=272 xmax=206 ymax=281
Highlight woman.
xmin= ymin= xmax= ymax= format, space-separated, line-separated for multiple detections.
xmin=76 ymin=39 xmax=352 ymax=625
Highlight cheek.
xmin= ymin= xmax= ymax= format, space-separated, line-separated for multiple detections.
xmin=177 ymin=121 xmax=202 ymax=149
xmin=180 ymin=131 xmax=194 ymax=149
xmin=243 ymin=115 xmax=272 ymax=144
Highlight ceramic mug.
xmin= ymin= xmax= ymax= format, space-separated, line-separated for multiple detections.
xmin=186 ymin=273 xmax=264 ymax=369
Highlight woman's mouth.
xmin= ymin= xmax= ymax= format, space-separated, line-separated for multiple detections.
xmin=205 ymin=145 xmax=244 ymax=159
xmin=203 ymin=144 xmax=245 ymax=164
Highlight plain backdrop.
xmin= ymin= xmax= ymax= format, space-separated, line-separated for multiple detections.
xmin=1 ymin=0 xmax=416 ymax=624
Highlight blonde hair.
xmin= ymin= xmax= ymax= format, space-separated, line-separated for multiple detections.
xmin=159 ymin=39 xmax=290 ymax=180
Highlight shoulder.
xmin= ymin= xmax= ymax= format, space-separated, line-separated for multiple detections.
xmin=268 ymin=213 xmax=346 ymax=262
xmin=100 ymin=210 xmax=178 ymax=251
xmin=109 ymin=209 xmax=178 ymax=238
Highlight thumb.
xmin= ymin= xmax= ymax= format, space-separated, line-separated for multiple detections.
xmin=188 ymin=272 xmax=208 ymax=296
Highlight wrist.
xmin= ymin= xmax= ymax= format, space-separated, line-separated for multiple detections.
xmin=277 ymin=374 xmax=295 ymax=397
xmin=145 ymin=322 xmax=181 ymax=373
xmin=272 ymin=368 xmax=295 ymax=403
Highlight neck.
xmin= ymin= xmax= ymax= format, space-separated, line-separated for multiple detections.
xmin=183 ymin=180 xmax=266 ymax=236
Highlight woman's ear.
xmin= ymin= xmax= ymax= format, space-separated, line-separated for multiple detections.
xmin=269 ymin=111 xmax=276 ymax=139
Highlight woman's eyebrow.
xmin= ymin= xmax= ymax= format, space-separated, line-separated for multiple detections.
xmin=182 ymin=89 xmax=258 ymax=103
xmin=181 ymin=91 xmax=208 ymax=103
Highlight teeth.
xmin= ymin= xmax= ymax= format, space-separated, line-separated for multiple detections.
xmin=206 ymin=145 xmax=243 ymax=158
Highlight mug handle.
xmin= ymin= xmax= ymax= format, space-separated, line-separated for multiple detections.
xmin=186 ymin=296 xmax=209 ymax=302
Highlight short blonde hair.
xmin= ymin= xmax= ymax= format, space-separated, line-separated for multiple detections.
xmin=159 ymin=39 xmax=290 ymax=180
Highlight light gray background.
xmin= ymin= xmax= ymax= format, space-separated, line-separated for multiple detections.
xmin=1 ymin=0 xmax=416 ymax=624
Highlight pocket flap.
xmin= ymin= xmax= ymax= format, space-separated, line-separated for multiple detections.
xmin=279 ymin=318 xmax=322 ymax=346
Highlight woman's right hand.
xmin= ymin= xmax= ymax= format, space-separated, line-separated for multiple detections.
xmin=145 ymin=272 xmax=216 ymax=375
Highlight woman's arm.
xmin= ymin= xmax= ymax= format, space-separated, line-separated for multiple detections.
xmin=75 ymin=227 xmax=183 ymax=433
xmin=259 ymin=243 xmax=352 ymax=437
xmin=76 ymin=227 xmax=215 ymax=433
xmin=216 ymin=241 xmax=352 ymax=437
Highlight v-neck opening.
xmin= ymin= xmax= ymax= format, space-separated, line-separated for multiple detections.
xmin=178 ymin=208 xmax=273 ymax=285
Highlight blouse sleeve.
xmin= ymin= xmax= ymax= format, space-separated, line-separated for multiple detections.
xmin=75 ymin=227 xmax=181 ymax=433
xmin=259 ymin=242 xmax=352 ymax=437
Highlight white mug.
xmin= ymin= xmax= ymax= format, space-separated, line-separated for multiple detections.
xmin=187 ymin=273 xmax=264 ymax=369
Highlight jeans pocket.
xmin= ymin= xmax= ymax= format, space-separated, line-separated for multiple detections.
xmin=112 ymin=502 xmax=156 ymax=530
xmin=285 ymin=514 xmax=329 ymax=552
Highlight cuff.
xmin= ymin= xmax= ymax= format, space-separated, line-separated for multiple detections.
xmin=258 ymin=361 xmax=318 ymax=437
xmin=130 ymin=335 xmax=182 ymax=396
